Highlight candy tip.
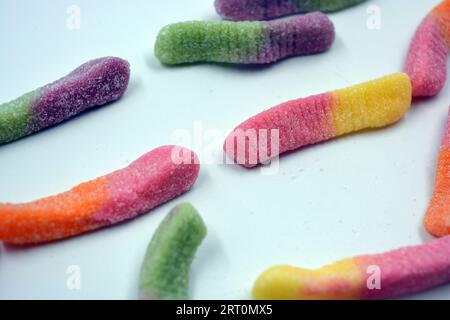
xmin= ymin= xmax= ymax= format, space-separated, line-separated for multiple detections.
xmin=252 ymin=265 xmax=304 ymax=300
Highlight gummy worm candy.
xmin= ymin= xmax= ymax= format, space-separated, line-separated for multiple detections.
xmin=155 ymin=12 xmax=334 ymax=65
xmin=224 ymin=73 xmax=412 ymax=168
xmin=253 ymin=236 xmax=450 ymax=300
xmin=0 ymin=57 xmax=130 ymax=145
xmin=405 ymin=0 xmax=450 ymax=97
xmin=215 ymin=0 xmax=367 ymax=21
xmin=139 ymin=203 xmax=207 ymax=300
xmin=424 ymin=108 xmax=450 ymax=237
xmin=0 ymin=146 xmax=199 ymax=245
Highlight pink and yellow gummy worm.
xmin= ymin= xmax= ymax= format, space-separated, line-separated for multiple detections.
xmin=224 ymin=73 xmax=412 ymax=167
xmin=253 ymin=236 xmax=450 ymax=300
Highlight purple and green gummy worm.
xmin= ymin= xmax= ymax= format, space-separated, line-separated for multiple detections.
xmin=215 ymin=0 xmax=367 ymax=21
xmin=139 ymin=203 xmax=207 ymax=300
xmin=0 ymin=57 xmax=130 ymax=145
xmin=155 ymin=12 xmax=335 ymax=65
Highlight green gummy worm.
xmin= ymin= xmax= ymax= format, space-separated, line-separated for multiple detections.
xmin=139 ymin=203 xmax=207 ymax=300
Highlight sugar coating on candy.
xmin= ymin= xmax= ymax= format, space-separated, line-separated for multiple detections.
xmin=0 ymin=178 xmax=109 ymax=244
xmin=355 ymin=236 xmax=450 ymax=299
xmin=34 ymin=57 xmax=130 ymax=127
xmin=0 ymin=91 xmax=39 ymax=145
xmin=215 ymin=0 xmax=367 ymax=21
xmin=94 ymin=146 xmax=200 ymax=225
xmin=155 ymin=12 xmax=334 ymax=65
xmin=0 ymin=146 xmax=200 ymax=244
xmin=225 ymin=93 xmax=335 ymax=167
xmin=404 ymin=19 xmax=448 ymax=97
xmin=253 ymin=236 xmax=450 ymax=300
xmin=260 ymin=13 xmax=335 ymax=63
xmin=224 ymin=73 xmax=412 ymax=167
xmin=405 ymin=0 xmax=450 ymax=97
xmin=331 ymin=73 xmax=412 ymax=135
xmin=252 ymin=260 xmax=363 ymax=300
xmin=0 ymin=57 xmax=130 ymax=145
xmin=424 ymin=108 xmax=450 ymax=237
xmin=139 ymin=203 xmax=207 ymax=300
xmin=156 ymin=21 xmax=264 ymax=64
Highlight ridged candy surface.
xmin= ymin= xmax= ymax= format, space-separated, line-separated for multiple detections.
xmin=0 ymin=57 xmax=130 ymax=145
xmin=224 ymin=73 xmax=412 ymax=167
xmin=215 ymin=0 xmax=367 ymax=21
xmin=155 ymin=13 xmax=334 ymax=65
xmin=0 ymin=146 xmax=200 ymax=244
xmin=405 ymin=0 xmax=450 ymax=97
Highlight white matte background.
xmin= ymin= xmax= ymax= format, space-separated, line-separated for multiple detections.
xmin=0 ymin=0 xmax=449 ymax=300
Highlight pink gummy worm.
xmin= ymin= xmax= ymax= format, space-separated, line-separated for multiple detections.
xmin=355 ymin=236 xmax=450 ymax=299
xmin=405 ymin=0 xmax=450 ymax=97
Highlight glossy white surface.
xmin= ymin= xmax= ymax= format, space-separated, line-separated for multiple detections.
xmin=0 ymin=0 xmax=449 ymax=299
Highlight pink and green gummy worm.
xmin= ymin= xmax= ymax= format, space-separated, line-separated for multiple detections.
xmin=0 ymin=56 xmax=130 ymax=145
xmin=253 ymin=236 xmax=450 ymax=300
xmin=155 ymin=12 xmax=334 ymax=65
xmin=139 ymin=203 xmax=207 ymax=300
xmin=405 ymin=0 xmax=450 ymax=97
xmin=0 ymin=146 xmax=200 ymax=244
xmin=215 ymin=0 xmax=367 ymax=21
